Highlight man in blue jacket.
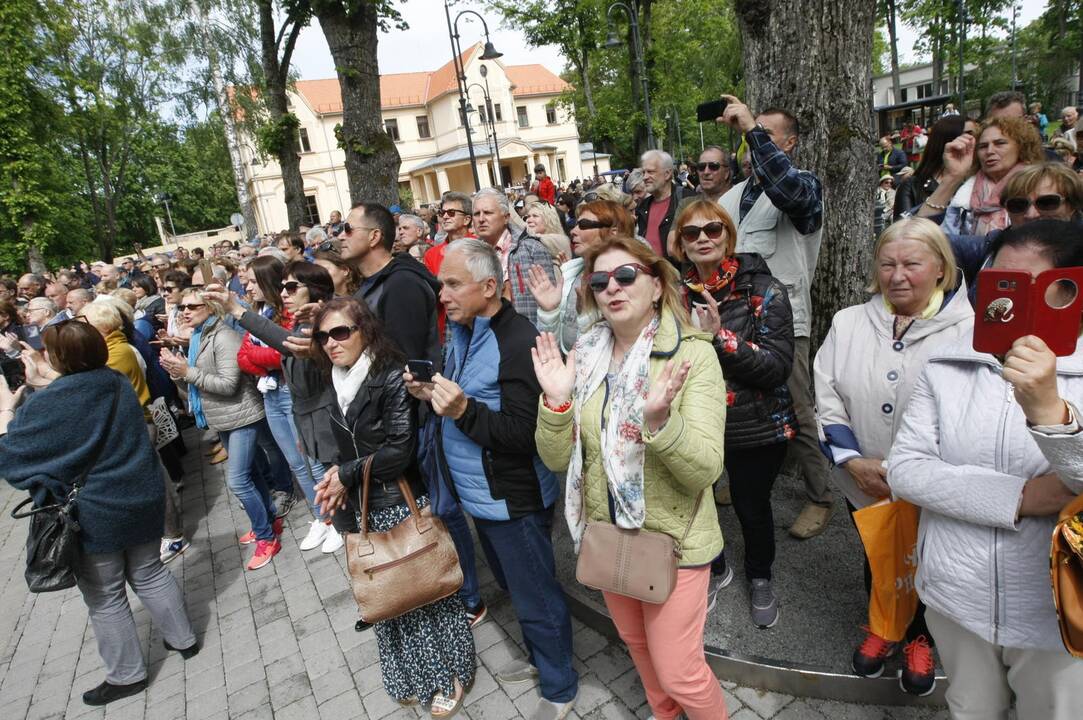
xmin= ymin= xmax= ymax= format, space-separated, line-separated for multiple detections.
xmin=406 ymin=238 xmax=578 ymax=720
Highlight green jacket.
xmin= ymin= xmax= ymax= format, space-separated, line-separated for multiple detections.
xmin=536 ymin=310 xmax=726 ymax=566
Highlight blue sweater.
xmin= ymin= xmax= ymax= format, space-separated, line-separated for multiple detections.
xmin=0 ymin=368 xmax=165 ymax=554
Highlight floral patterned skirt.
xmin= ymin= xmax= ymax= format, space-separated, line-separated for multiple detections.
xmin=366 ymin=497 xmax=476 ymax=704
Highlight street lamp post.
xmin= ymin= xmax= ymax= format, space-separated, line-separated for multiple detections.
xmin=156 ymin=192 xmax=177 ymax=236
xmin=478 ymin=63 xmax=504 ymax=186
xmin=604 ymin=2 xmax=654 ymax=151
xmin=444 ymin=2 xmax=502 ymax=192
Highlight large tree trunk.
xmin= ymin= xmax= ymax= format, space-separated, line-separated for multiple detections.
xmin=575 ymin=12 xmax=596 ymax=116
xmin=884 ymin=0 xmax=901 ymax=103
xmin=315 ymin=4 xmax=400 ymax=207
xmin=259 ymin=1 xmax=306 ymax=231
xmin=735 ymin=0 xmax=876 ymax=349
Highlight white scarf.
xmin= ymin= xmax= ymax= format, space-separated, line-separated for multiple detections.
xmin=564 ymin=315 xmax=660 ymax=547
xmin=331 ymin=351 xmax=373 ymax=417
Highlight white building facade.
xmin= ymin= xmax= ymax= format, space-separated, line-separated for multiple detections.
xmin=236 ymin=43 xmax=609 ymax=233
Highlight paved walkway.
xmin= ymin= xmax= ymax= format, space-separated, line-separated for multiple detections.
xmin=0 ymin=430 xmax=949 ymax=719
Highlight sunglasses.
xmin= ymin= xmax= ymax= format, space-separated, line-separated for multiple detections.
xmin=679 ymin=222 xmax=727 ymax=242
xmin=340 ymin=222 xmax=375 ymax=236
xmin=1002 ymin=194 xmax=1066 ymax=214
xmin=163 ymin=285 xmax=178 ymax=292
xmin=178 ymin=303 xmax=205 ymax=311
xmin=439 ymin=208 xmax=469 ymax=218
xmin=317 ymin=240 xmax=341 ymax=254
xmin=696 ymin=161 xmax=723 ymax=172
xmin=314 ymin=325 xmax=359 ymax=345
xmin=575 ymin=218 xmax=611 ymax=231
xmin=588 ymin=263 xmax=656 ymax=293
xmin=281 ymin=281 xmax=305 ymax=295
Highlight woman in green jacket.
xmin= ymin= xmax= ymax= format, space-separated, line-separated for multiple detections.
xmin=534 ymin=235 xmax=729 ymax=720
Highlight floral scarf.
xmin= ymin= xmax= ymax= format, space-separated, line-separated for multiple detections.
xmin=682 ymin=257 xmax=740 ymax=295
xmin=970 ymin=164 xmax=1025 ymax=236
xmin=564 ymin=314 xmax=660 ymax=547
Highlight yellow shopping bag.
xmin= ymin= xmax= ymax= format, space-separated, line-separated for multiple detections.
xmin=852 ymin=499 xmax=920 ymax=642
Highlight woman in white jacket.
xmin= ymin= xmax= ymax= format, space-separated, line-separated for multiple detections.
xmin=889 ymin=219 xmax=1083 ymax=720
xmin=815 ymin=217 xmax=974 ymax=696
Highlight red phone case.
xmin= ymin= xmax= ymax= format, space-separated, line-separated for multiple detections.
xmin=973 ymin=268 xmax=1083 ymax=356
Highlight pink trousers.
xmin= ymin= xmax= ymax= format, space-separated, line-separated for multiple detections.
xmin=603 ymin=566 xmax=728 ymax=720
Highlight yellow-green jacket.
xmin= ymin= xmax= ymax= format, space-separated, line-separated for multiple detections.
xmin=536 ymin=311 xmax=726 ymax=567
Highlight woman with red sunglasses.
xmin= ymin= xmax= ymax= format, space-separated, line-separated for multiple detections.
xmin=671 ymin=198 xmax=797 ymax=631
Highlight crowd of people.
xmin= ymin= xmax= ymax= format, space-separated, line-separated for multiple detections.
xmin=1 ymin=86 xmax=1082 ymax=720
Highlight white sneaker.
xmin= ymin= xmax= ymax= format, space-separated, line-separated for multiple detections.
xmin=321 ymin=529 xmax=344 ymax=553
xmin=299 ymin=520 xmax=329 ymax=551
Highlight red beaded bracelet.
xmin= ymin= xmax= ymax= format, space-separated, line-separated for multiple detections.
xmin=543 ymin=397 xmax=572 ymax=413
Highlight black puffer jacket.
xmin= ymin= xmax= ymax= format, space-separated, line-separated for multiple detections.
xmin=327 ymin=361 xmax=424 ymax=533
xmin=684 ymin=253 xmax=798 ymax=449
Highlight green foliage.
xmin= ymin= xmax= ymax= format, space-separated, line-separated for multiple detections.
xmin=256 ymin=112 xmax=301 ymax=156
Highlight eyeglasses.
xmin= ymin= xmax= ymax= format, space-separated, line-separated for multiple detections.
xmin=439 ymin=208 xmax=468 ymax=218
xmin=162 ymin=285 xmax=178 ymax=292
xmin=314 ymin=325 xmax=359 ymax=345
xmin=679 ymin=222 xmax=727 ymax=242
xmin=696 ymin=162 xmax=723 ymax=172
xmin=178 ymin=303 xmax=205 ymax=311
xmin=341 ymin=222 xmax=377 ymax=236
xmin=575 ymin=218 xmax=611 ymax=231
xmin=281 ymin=281 xmax=306 ymax=295
xmin=1002 ymin=194 xmax=1066 ymax=214
xmin=317 ymin=240 xmax=341 ymax=254
xmin=587 ymin=263 xmax=656 ymax=293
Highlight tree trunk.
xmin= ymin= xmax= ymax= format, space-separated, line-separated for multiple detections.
xmin=734 ymin=0 xmax=877 ymax=349
xmin=259 ymin=1 xmax=306 ymax=231
xmin=931 ymin=14 xmax=943 ymax=97
xmin=885 ymin=0 xmax=901 ymax=103
xmin=315 ymin=4 xmax=400 ymax=207
xmin=575 ymin=12 xmax=596 ymax=116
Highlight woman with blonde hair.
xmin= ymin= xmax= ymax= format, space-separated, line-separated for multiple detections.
xmin=524 ymin=202 xmax=565 ymax=236
xmin=535 ymin=235 xmax=729 ymax=720
xmin=814 ymin=217 xmax=973 ymax=696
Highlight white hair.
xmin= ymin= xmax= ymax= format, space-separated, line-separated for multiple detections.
xmin=258 ymin=247 xmax=289 ymax=263
xmin=472 ymin=187 xmax=511 ymax=215
xmin=399 ymin=214 xmax=427 ymax=232
xmin=306 ymin=227 xmax=328 ymax=244
xmin=446 ymin=238 xmax=502 ymax=284
xmin=626 ymin=168 xmax=645 ymax=191
xmin=640 ymin=149 xmax=674 ymax=172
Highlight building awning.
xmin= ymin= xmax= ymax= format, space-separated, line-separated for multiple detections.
xmin=874 ymin=93 xmax=954 ymax=113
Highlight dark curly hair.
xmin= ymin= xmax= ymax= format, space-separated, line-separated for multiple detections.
xmin=311 ymin=297 xmax=403 ymax=377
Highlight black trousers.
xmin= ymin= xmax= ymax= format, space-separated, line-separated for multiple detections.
xmin=723 ymin=442 xmax=788 ymax=581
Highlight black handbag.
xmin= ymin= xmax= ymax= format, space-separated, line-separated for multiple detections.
xmin=10 ymin=383 xmax=120 ymax=593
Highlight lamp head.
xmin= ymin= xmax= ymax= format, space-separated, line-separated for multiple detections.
xmin=480 ymin=41 xmax=502 ymax=60
xmin=604 ymin=30 xmax=622 ymax=48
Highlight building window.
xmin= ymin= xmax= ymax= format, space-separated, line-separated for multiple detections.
xmin=298 ymin=127 xmax=312 ymax=153
xmin=557 ymin=158 xmax=566 ymax=181
xmin=517 ymin=105 xmax=529 ymax=128
xmin=494 ymin=104 xmax=502 ymax=122
xmin=416 ymin=116 xmax=430 ymax=139
xmin=478 ymin=105 xmax=487 ymax=123
xmin=900 ymin=87 xmax=908 ymax=103
xmin=545 ymin=103 xmax=558 ymax=125
xmin=385 ymin=118 xmax=400 ymax=142
xmin=303 ymin=194 xmax=320 ymax=226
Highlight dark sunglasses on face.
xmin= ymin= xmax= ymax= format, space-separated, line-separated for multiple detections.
xmin=1002 ymin=194 xmax=1066 ymax=214
xmin=178 ymin=303 xmax=205 ymax=311
xmin=163 ymin=285 xmax=178 ymax=292
xmin=575 ymin=218 xmax=611 ymax=231
xmin=314 ymin=325 xmax=359 ymax=345
xmin=588 ymin=263 xmax=656 ymax=293
xmin=439 ymin=208 xmax=468 ymax=218
xmin=679 ymin=222 xmax=727 ymax=242
xmin=281 ymin=281 xmax=305 ymax=295
xmin=696 ymin=161 xmax=723 ymax=172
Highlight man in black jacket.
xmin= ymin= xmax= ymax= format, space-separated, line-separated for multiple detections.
xmin=635 ymin=149 xmax=693 ymax=265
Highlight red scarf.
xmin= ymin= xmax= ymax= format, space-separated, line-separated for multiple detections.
xmin=683 ymin=257 xmax=740 ymax=295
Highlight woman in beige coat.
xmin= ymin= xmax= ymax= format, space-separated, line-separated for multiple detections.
xmin=813 ymin=217 xmax=973 ymax=696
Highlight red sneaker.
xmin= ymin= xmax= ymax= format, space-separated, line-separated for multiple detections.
xmin=900 ymin=636 xmax=936 ymax=696
xmin=238 ymin=517 xmax=283 ymax=545
xmin=246 ymin=539 xmax=281 ymax=571
xmin=852 ymin=626 xmax=898 ymax=678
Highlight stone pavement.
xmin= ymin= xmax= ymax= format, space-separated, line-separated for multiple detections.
xmin=0 ymin=429 xmax=949 ymax=720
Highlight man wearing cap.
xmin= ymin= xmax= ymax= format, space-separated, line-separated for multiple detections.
xmin=533 ymin=164 xmax=556 ymax=205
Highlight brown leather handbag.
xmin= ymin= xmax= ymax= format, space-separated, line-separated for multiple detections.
xmin=576 ymin=490 xmax=704 ymax=604
xmin=1052 ymin=493 xmax=1083 ymax=657
xmin=344 ymin=457 xmax=463 ymax=623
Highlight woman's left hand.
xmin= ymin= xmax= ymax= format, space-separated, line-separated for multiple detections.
xmin=314 ymin=465 xmax=348 ymax=517
xmin=158 ymin=349 xmax=188 ymax=379
xmin=1003 ymin=335 xmax=1069 ymax=426
xmin=644 ymin=359 xmax=692 ymax=433
xmin=694 ymin=292 xmax=722 ymax=336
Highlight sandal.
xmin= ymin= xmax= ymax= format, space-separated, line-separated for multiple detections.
xmin=429 ymin=679 xmax=464 ymax=719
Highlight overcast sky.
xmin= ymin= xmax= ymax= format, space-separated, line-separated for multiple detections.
xmin=290 ymin=1 xmax=1048 ymax=80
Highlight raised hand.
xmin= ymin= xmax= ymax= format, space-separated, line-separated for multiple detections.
xmin=531 ymin=332 xmax=576 ymax=406
xmin=1003 ymin=335 xmax=1068 ymax=426
xmin=200 ymin=289 xmax=242 ymax=318
xmin=942 ymin=133 xmax=976 ymax=180
xmin=526 ymin=264 xmax=563 ymax=312
xmin=644 ymin=359 xmax=691 ymax=433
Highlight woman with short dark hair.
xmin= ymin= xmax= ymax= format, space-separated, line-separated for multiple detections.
xmin=131 ymin=275 xmax=165 ymax=331
xmin=0 ymin=320 xmax=197 ymax=707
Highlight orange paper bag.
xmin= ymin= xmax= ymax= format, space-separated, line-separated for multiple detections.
xmin=852 ymin=499 xmax=920 ymax=642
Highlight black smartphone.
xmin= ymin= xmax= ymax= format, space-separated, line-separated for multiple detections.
xmin=15 ymin=325 xmax=43 ymax=352
xmin=406 ymin=359 xmax=435 ymax=383
xmin=696 ymin=98 xmax=728 ymax=123
xmin=1 ymin=357 xmax=25 ymax=391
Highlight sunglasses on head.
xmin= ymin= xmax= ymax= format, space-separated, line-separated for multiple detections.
xmin=696 ymin=161 xmax=723 ymax=172
xmin=281 ymin=281 xmax=305 ymax=295
xmin=575 ymin=218 xmax=611 ymax=231
xmin=1002 ymin=194 xmax=1066 ymax=214
xmin=314 ymin=325 xmax=359 ymax=345
xmin=439 ymin=208 xmax=468 ymax=217
xmin=679 ymin=222 xmax=727 ymax=242
xmin=178 ymin=303 xmax=205 ymax=311
xmin=317 ymin=239 xmax=341 ymax=254
xmin=587 ymin=263 xmax=655 ymax=293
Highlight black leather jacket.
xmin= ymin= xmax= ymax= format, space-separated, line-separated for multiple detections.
xmin=893 ymin=176 xmax=939 ymax=220
xmin=327 ymin=361 xmax=424 ymax=532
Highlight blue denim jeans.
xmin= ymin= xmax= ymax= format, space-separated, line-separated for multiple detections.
xmin=473 ymin=507 xmax=578 ymax=703
xmin=248 ymin=418 xmax=292 ymax=495
xmin=440 ymin=503 xmax=482 ymax=608
xmin=220 ymin=420 xmax=278 ymax=541
xmin=263 ymin=385 xmax=327 ymax=518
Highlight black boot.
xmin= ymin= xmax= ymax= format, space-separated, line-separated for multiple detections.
xmin=82 ymin=679 xmax=148 ymax=706
xmin=164 ymin=639 xmax=200 ymax=659
xmin=355 ymin=619 xmax=373 ymax=632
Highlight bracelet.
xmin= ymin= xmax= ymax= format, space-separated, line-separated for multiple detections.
xmin=543 ymin=396 xmax=572 ymax=413
xmin=925 ymin=200 xmax=948 ymax=211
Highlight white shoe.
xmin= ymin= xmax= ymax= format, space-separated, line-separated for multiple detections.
xmin=299 ymin=520 xmax=329 ymax=551
xmin=321 ymin=529 xmax=344 ymax=553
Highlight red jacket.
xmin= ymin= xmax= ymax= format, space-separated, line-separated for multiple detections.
xmin=237 ymin=309 xmax=293 ymax=377
xmin=537 ymin=177 xmax=556 ymax=205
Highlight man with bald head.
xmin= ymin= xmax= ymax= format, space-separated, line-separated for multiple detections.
xmin=17 ymin=274 xmax=44 ymax=301
xmin=44 ymin=282 xmax=72 ymax=322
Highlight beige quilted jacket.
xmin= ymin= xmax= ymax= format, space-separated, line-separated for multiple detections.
xmin=536 ymin=311 xmax=726 ymax=566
